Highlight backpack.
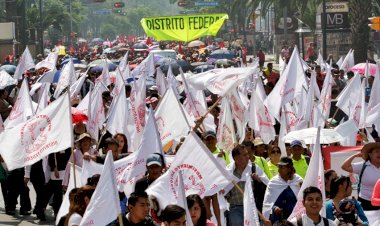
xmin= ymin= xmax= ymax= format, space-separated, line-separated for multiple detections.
xmin=296 ymin=215 xmax=329 ymax=226
xmin=251 ymin=163 xmax=267 ymax=212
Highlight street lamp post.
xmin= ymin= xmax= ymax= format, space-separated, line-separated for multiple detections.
xmin=322 ymin=0 xmax=327 ymax=59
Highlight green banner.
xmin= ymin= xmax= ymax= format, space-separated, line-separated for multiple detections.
xmin=140 ymin=14 xmax=228 ymax=42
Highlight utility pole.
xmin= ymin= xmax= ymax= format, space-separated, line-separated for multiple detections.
xmin=322 ymin=0 xmax=327 ymax=59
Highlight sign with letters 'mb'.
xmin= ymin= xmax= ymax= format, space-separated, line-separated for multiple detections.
xmin=324 ymin=12 xmax=350 ymax=30
xmin=140 ymin=14 xmax=228 ymax=42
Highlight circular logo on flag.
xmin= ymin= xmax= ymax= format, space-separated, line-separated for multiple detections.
xmin=20 ymin=115 xmax=52 ymax=154
xmin=169 ymin=164 xmax=205 ymax=198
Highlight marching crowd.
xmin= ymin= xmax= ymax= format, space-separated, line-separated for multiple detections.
xmin=0 ymin=40 xmax=379 ymax=226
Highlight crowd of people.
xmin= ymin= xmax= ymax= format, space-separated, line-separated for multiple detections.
xmin=0 ymin=37 xmax=379 ymax=226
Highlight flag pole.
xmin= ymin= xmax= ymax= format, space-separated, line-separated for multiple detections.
xmin=193 ymin=96 xmax=222 ymax=132
xmin=232 ymin=180 xmax=267 ymax=222
xmin=67 ymin=89 xmax=77 ymax=188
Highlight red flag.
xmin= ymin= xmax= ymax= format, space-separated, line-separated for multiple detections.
xmin=220 ymin=41 xmax=225 ymax=48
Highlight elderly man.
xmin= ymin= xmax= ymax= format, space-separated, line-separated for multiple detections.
xmin=263 ymin=156 xmax=303 ymax=224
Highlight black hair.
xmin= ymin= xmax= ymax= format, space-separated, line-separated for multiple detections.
xmin=102 ymin=91 xmax=111 ymax=99
xmin=86 ymin=174 xmax=100 ymax=187
xmin=128 ymin=191 xmax=148 ymax=206
xmin=161 ymin=204 xmax=186 ymax=223
xmin=347 ymin=71 xmax=354 ymax=77
xmin=324 ymin=169 xmax=336 ymax=183
xmin=187 ymin=194 xmax=207 ymax=226
xmin=330 ymin=176 xmax=351 ymax=199
xmin=303 ymin=186 xmax=322 ymax=200
xmin=231 ymin=144 xmax=246 ymax=159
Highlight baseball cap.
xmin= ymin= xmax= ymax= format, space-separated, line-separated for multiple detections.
xmin=290 ymin=140 xmax=303 ymax=147
xmin=277 ymin=156 xmax=293 ymax=166
xmin=202 ymin=131 xmax=216 ymax=139
xmin=146 ymin=153 xmax=163 ymax=167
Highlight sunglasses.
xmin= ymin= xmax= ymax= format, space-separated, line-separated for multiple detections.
xmin=270 ymin=150 xmax=281 ymax=154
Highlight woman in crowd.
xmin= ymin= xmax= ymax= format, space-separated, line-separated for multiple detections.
xmin=63 ymin=133 xmax=97 ymax=189
xmin=324 ymin=169 xmax=337 ymax=200
xmin=114 ymin=133 xmax=129 ymax=154
xmin=325 ymin=176 xmax=368 ymax=226
xmin=267 ymin=145 xmax=281 ymax=177
xmin=341 ymin=142 xmax=380 ymax=211
xmin=186 ymin=194 xmax=215 ymax=226
xmin=65 ymin=185 xmax=95 ymax=226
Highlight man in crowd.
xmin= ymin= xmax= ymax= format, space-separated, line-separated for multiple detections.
xmin=161 ymin=205 xmax=186 ymax=226
xmin=123 ymin=192 xmax=155 ymax=226
xmin=290 ymin=140 xmax=310 ymax=179
xmin=224 ymin=144 xmax=269 ymax=226
xmin=134 ymin=153 xmax=164 ymax=193
xmin=290 ymin=186 xmax=336 ymax=226
xmin=263 ymin=156 xmax=303 ymax=224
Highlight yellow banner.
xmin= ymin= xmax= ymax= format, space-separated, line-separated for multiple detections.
xmin=140 ymin=14 xmax=228 ymax=42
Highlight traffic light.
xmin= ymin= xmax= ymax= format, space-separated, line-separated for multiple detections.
xmin=369 ymin=17 xmax=380 ymax=31
xmin=113 ymin=9 xmax=122 ymax=13
xmin=114 ymin=2 xmax=125 ymax=8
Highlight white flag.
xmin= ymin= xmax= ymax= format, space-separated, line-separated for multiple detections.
xmin=0 ymin=93 xmax=73 ymax=170
xmin=123 ymin=109 xmax=163 ymax=181
xmin=4 ymin=78 xmax=34 ymax=129
xmin=95 ymin=61 xmax=111 ymax=87
xmin=0 ymin=70 xmax=17 ymax=89
xmin=87 ymin=83 xmax=107 ymax=141
xmin=35 ymin=83 xmax=51 ymax=113
xmin=265 ymin=46 xmax=307 ymax=120
xmin=288 ymin=127 xmax=326 ymax=220
xmin=69 ymin=74 xmax=86 ymax=100
xmin=14 ymin=46 xmax=35 ymax=80
xmin=80 ymin=151 xmax=121 ymax=226
xmin=54 ymin=59 xmax=77 ymax=98
xmin=35 ymin=51 xmax=58 ymax=71
xmin=146 ymin=132 xmax=238 ymax=209
xmin=156 ymin=67 xmax=168 ymax=97
xmin=118 ymin=51 xmax=129 ymax=73
xmin=217 ymin=98 xmax=236 ymax=152
xmin=155 ymin=86 xmax=191 ymax=146
xmin=336 ymin=57 xmax=343 ymax=69
xmin=185 ymin=67 xmax=257 ymax=97
xmin=76 ymin=90 xmax=90 ymax=116
xmin=106 ymin=85 xmax=130 ymax=137
xmin=349 ymin=79 xmax=367 ymax=129
xmin=278 ymin=109 xmax=288 ymax=157
xmin=367 ymin=64 xmax=380 ymax=129
xmin=55 ymin=164 xmax=82 ymax=225
xmin=284 ymin=103 xmax=301 ymax=132
xmin=319 ymin=68 xmax=334 ymax=120
xmin=339 ymin=49 xmax=355 ymax=72
xmin=243 ymin=174 xmax=260 ymax=226
xmin=111 ymin=68 xmax=125 ymax=97
xmin=336 ymin=72 xmax=361 ymax=116
xmin=315 ymin=50 xmax=326 ymax=70
xmin=177 ymin=171 xmax=194 ymax=226
xmin=248 ymin=90 xmax=275 ymax=144
xmin=131 ymin=54 xmax=155 ymax=78
xmin=130 ymin=76 xmax=146 ymax=150
xmin=229 ymin=89 xmax=247 ymax=143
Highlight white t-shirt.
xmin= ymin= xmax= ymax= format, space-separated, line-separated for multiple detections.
xmin=68 ymin=212 xmax=82 ymax=226
xmin=352 ymin=161 xmax=380 ymax=200
xmin=290 ymin=215 xmax=336 ymax=226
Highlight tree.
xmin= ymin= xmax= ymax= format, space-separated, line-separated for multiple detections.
xmin=349 ymin=0 xmax=372 ymax=63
